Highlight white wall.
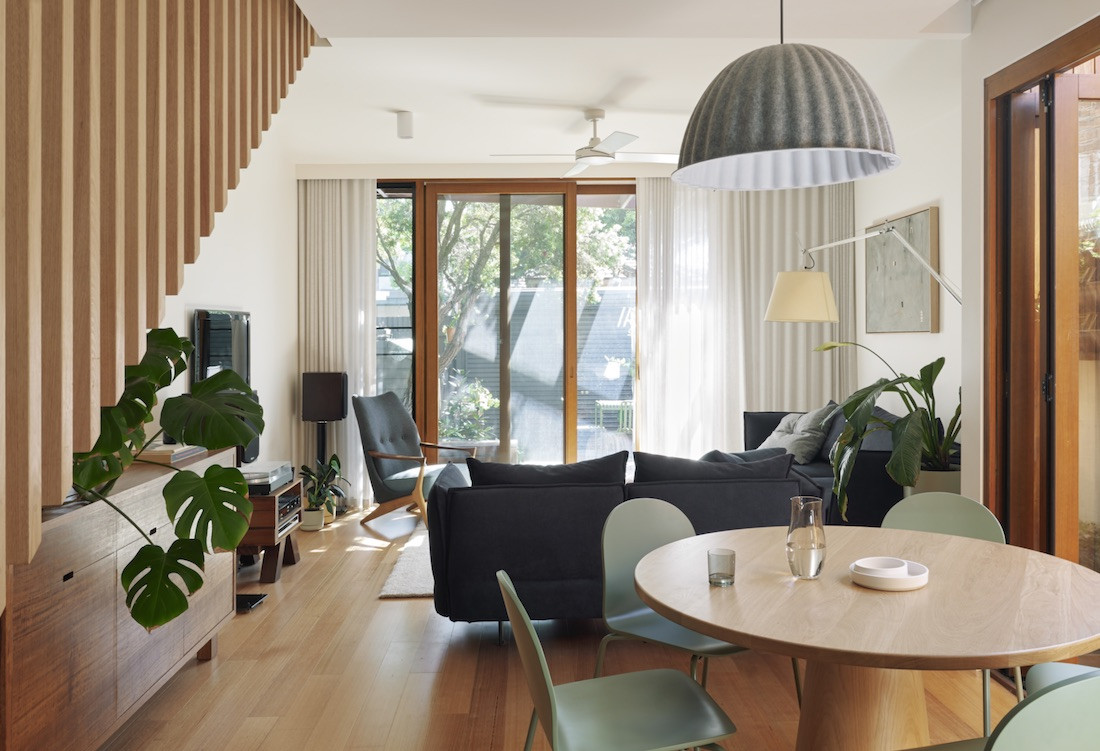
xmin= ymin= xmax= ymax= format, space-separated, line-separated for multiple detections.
xmin=158 ymin=118 xmax=301 ymax=467
xmin=960 ymin=0 xmax=1100 ymax=499
xmin=849 ymin=40 xmax=964 ymax=422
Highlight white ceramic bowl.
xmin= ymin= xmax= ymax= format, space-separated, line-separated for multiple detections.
xmin=849 ymin=560 xmax=930 ymax=591
xmin=851 ymin=556 xmax=909 ymax=578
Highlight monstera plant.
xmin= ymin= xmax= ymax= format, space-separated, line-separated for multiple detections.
xmin=71 ymin=328 xmax=264 ymax=630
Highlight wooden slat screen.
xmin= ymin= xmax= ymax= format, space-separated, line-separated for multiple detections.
xmin=2 ymin=1 xmax=315 ymax=589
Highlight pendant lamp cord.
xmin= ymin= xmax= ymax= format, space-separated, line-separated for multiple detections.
xmin=780 ymin=0 xmax=784 ymax=44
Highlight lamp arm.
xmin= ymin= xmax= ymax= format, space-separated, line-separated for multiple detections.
xmin=801 ymin=227 xmax=962 ymax=305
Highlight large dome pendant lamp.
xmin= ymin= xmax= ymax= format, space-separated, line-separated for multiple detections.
xmin=673 ymin=0 xmax=900 ymax=191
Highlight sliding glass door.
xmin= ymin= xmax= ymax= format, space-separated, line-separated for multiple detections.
xmin=427 ymin=184 xmax=575 ymax=463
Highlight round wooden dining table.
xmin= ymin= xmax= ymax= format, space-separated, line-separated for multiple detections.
xmin=634 ymin=525 xmax=1100 ymax=751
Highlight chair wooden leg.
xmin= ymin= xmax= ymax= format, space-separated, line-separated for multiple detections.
xmin=359 ymin=496 xmax=412 ymax=525
xmin=791 ymin=657 xmax=803 ymax=707
xmin=1014 ymin=666 xmax=1025 ymax=701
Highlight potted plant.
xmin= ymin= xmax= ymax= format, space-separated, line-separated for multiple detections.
xmin=72 ymin=328 xmax=264 ymax=630
xmin=817 ymin=341 xmax=961 ymax=520
xmin=299 ymin=453 xmax=348 ymax=531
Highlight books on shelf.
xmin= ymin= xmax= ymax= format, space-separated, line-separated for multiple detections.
xmin=141 ymin=442 xmax=208 ymax=465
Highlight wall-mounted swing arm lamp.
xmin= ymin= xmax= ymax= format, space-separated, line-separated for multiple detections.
xmin=764 ymin=226 xmax=962 ymax=323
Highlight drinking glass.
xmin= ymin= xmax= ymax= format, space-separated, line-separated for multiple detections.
xmin=708 ymin=548 xmax=736 ymax=586
xmin=786 ymin=496 xmax=826 ymax=579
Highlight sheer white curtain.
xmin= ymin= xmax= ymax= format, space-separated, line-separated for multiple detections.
xmin=296 ymin=179 xmax=376 ymax=508
xmin=636 ymin=179 xmax=855 ymax=457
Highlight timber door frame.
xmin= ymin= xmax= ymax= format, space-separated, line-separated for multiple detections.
xmin=984 ymin=16 xmax=1100 ymax=558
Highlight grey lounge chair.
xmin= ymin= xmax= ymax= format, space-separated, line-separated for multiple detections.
xmin=352 ymin=392 xmax=474 ymax=524
xmin=497 ymin=569 xmax=736 ymax=751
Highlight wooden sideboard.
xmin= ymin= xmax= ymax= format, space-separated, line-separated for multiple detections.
xmin=0 ymin=449 xmax=238 ymax=751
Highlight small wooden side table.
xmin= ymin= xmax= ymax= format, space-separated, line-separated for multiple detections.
xmin=238 ymin=478 xmax=302 ymax=583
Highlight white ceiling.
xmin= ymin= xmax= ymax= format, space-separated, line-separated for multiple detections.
xmin=280 ymin=1 xmax=974 ymax=175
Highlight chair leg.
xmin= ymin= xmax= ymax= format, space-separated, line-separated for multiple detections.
xmin=982 ymin=669 xmax=992 ymax=737
xmin=594 ymin=633 xmax=617 ymax=678
xmin=1014 ymin=666 xmax=1024 ymax=702
xmin=791 ymin=658 xmax=803 ymax=707
xmin=359 ymin=494 xmax=417 ymax=525
xmin=689 ymin=653 xmax=700 ymax=683
xmin=700 ymin=656 xmax=710 ymax=688
xmin=524 ymin=709 xmax=538 ymax=751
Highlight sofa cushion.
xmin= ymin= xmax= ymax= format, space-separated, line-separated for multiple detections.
xmin=759 ymin=403 xmax=836 ymax=464
xmin=699 ymin=447 xmax=788 ymax=464
xmin=466 ymin=450 xmax=628 ymax=486
xmin=627 ymin=479 xmax=805 ymax=533
xmin=633 ymin=451 xmax=793 ymax=483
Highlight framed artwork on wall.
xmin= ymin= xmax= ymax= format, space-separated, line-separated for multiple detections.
xmin=866 ymin=206 xmax=940 ymax=333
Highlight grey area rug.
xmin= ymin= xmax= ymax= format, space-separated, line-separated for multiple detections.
xmin=379 ymin=523 xmax=434 ymax=598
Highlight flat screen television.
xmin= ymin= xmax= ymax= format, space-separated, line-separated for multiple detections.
xmin=191 ymin=309 xmax=251 ymax=385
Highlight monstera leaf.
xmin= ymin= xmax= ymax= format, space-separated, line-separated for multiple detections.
xmin=72 ymin=405 xmax=146 ymax=491
xmin=120 ymin=539 xmax=205 ymax=630
xmin=163 ymin=466 xmax=253 ymax=553
xmin=160 ymin=369 xmax=264 ymax=450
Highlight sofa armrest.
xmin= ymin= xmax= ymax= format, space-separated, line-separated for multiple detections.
xmin=743 ymin=411 xmax=792 ymax=449
xmin=432 ymin=483 xmax=625 ymax=622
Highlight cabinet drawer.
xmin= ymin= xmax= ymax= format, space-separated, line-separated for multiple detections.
xmin=10 ymin=555 xmax=117 ymax=751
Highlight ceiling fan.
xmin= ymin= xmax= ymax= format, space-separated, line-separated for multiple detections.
xmin=492 ymin=109 xmax=679 ymax=177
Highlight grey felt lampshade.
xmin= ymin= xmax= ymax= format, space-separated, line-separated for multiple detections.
xmin=674 ymin=43 xmax=900 ymax=191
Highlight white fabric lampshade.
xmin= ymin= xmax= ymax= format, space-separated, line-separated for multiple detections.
xmin=765 ymin=271 xmax=839 ymax=323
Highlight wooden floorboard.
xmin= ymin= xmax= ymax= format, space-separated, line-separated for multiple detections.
xmin=102 ymin=510 xmax=1021 ymax=751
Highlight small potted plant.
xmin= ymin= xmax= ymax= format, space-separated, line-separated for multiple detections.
xmin=817 ymin=341 xmax=961 ymax=520
xmin=299 ymin=453 xmax=348 ymax=531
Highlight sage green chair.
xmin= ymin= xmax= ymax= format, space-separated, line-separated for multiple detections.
xmin=496 ymin=569 xmax=736 ymax=751
xmin=901 ymin=671 xmax=1100 ymax=750
xmin=1024 ymin=662 xmax=1099 ymax=694
xmin=883 ymin=491 xmax=1023 ymax=736
xmin=595 ymin=497 xmax=802 ymax=702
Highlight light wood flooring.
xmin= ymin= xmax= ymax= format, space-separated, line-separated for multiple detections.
xmin=103 ymin=511 xmax=1020 ymax=751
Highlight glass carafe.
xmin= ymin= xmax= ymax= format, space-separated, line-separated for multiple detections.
xmin=786 ymin=496 xmax=826 ymax=579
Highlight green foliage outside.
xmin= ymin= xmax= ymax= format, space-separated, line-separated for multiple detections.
xmin=439 ymin=372 xmax=500 ymax=440
xmin=376 ymin=193 xmax=635 ymax=441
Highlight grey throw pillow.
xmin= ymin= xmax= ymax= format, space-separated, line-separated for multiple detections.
xmin=760 ymin=403 xmax=836 ymax=464
xmin=466 ymin=451 xmax=628 ymax=486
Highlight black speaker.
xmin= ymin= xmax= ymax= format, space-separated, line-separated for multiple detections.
xmin=238 ymin=390 xmax=260 ymax=464
xmin=301 ymin=372 xmax=348 ymax=422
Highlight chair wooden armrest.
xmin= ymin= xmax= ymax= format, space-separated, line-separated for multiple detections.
xmin=421 ymin=441 xmax=478 ymax=458
xmin=368 ymin=450 xmax=426 ymax=463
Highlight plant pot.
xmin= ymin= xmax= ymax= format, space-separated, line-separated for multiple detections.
xmin=904 ymin=467 xmax=962 ymax=496
xmin=300 ymin=508 xmax=325 ymax=531
xmin=323 ymin=505 xmax=336 ymax=525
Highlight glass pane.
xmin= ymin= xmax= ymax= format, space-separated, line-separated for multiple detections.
xmin=375 ymin=187 xmax=415 ymax=409
xmin=1079 ymin=96 xmax=1100 ymax=572
xmin=437 ymin=193 xmax=565 ymax=463
xmin=575 ymin=192 xmax=637 ymax=461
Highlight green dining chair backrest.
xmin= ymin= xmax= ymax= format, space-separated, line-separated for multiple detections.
xmin=602 ymin=498 xmax=696 ymax=620
xmin=988 ymin=671 xmax=1100 ymax=749
xmin=497 ymin=570 xmax=558 ymax=747
xmin=882 ymin=491 xmax=1005 ymax=544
